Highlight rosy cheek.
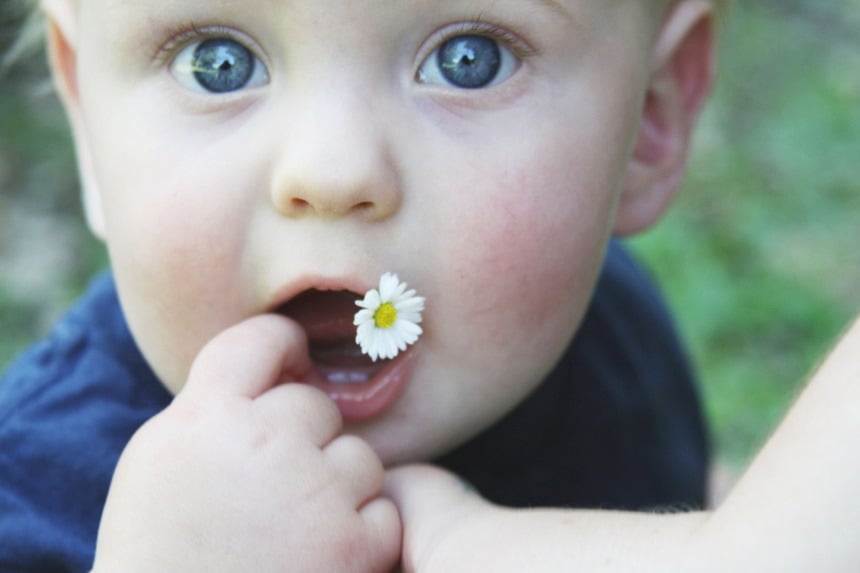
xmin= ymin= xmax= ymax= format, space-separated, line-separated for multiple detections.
xmin=101 ymin=159 xmax=255 ymax=387
xmin=431 ymin=173 xmax=610 ymax=367
xmin=110 ymin=174 xmax=235 ymax=284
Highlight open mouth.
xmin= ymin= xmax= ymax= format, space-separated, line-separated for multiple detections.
xmin=277 ymin=289 xmax=383 ymax=384
xmin=275 ymin=288 xmax=416 ymax=422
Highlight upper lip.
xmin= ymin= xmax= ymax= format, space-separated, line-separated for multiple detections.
xmin=267 ymin=274 xmax=372 ymax=313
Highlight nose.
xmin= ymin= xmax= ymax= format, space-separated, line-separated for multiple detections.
xmin=270 ymin=91 xmax=401 ymax=221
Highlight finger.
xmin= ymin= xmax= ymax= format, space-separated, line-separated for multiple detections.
xmin=385 ymin=465 xmax=487 ymax=573
xmin=357 ymin=496 xmax=402 ymax=573
xmin=384 ymin=464 xmax=484 ymax=526
xmin=185 ymin=314 xmax=312 ymax=400
xmin=253 ymin=382 xmax=343 ymax=446
xmin=323 ymin=434 xmax=385 ymax=505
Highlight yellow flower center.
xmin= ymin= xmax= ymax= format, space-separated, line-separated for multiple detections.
xmin=374 ymin=302 xmax=398 ymax=329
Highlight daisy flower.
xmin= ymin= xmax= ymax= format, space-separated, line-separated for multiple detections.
xmin=354 ymin=273 xmax=426 ymax=362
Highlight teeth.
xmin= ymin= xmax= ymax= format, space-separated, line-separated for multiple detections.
xmin=305 ymin=323 xmax=384 ymax=384
xmin=317 ymin=367 xmax=372 ymax=385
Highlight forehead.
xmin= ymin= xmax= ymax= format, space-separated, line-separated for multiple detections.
xmin=86 ymin=0 xmax=654 ymax=25
xmin=81 ymin=0 xmax=662 ymax=49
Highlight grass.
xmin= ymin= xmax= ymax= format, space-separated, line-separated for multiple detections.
xmin=1 ymin=1 xmax=859 ymax=471
xmin=629 ymin=0 xmax=860 ymax=466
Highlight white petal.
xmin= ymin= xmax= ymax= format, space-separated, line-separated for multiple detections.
xmin=396 ymin=297 xmax=425 ymax=313
xmin=398 ymin=316 xmax=423 ymax=328
xmin=383 ymin=335 xmax=399 ymax=359
xmin=394 ymin=304 xmax=424 ymax=316
xmin=362 ymin=331 xmax=380 ymax=361
xmin=396 ymin=320 xmax=423 ymax=337
xmin=392 ymin=281 xmax=408 ymax=300
xmin=397 ymin=330 xmax=419 ymax=345
xmin=378 ymin=273 xmax=399 ymax=301
xmin=393 ymin=288 xmax=417 ymax=304
xmin=358 ymin=290 xmax=381 ymax=309
xmin=355 ymin=322 xmax=374 ymax=340
xmin=353 ymin=310 xmax=372 ymax=325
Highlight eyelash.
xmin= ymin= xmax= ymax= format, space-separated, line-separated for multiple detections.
xmin=427 ymin=20 xmax=539 ymax=63
xmin=150 ymin=19 xmax=537 ymax=79
xmin=152 ymin=23 xmax=263 ymax=67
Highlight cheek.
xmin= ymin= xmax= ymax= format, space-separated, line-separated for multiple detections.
xmin=108 ymin=181 xmax=244 ymax=290
xmin=92 ymin=127 xmax=261 ymax=387
xmin=431 ymin=167 xmax=614 ymax=369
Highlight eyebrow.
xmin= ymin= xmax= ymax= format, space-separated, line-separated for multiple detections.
xmin=529 ymin=0 xmax=576 ymax=23
xmin=107 ymin=0 xmax=579 ymax=30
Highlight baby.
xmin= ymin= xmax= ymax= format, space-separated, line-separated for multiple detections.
xmin=0 ymin=0 xmax=723 ymax=570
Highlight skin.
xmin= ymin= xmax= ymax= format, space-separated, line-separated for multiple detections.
xmin=93 ymin=316 xmax=402 ymax=572
xmin=44 ymin=0 xmax=709 ymax=465
xmin=386 ymin=317 xmax=860 ymax=572
xmin=40 ymin=0 xmax=716 ymax=569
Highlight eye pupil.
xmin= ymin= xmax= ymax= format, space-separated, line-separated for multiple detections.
xmin=192 ymin=38 xmax=255 ymax=93
xmin=456 ymin=50 xmax=476 ymax=67
xmin=437 ymin=35 xmax=501 ymax=89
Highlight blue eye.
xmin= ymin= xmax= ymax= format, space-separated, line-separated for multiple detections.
xmin=418 ymin=34 xmax=518 ymax=89
xmin=171 ymin=37 xmax=269 ymax=94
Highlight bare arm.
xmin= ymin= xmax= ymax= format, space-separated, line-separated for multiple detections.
xmin=702 ymin=314 xmax=860 ymax=571
xmin=387 ymin=317 xmax=860 ymax=572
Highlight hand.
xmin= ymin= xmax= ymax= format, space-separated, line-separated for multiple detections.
xmin=386 ymin=465 xmax=710 ymax=573
xmin=385 ymin=465 xmax=500 ymax=573
xmin=92 ymin=315 xmax=401 ymax=573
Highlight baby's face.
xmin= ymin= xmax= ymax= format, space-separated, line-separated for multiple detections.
xmin=65 ymin=0 xmax=662 ymax=464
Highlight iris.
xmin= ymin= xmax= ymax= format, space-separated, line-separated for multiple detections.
xmin=191 ymin=38 xmax=256 ymax=93
xmin=437 ymin=35 xmax=501 ymax=89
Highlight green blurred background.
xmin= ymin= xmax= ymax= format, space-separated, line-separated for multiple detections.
xmin=1 ymin=1 xmax=859 ymax=474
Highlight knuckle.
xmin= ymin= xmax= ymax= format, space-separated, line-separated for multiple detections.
xmin=290 ymin=383 xmax=341 ymax=421
xmin=260 ymin=383 xmax=342 ymax=439
xmin=339 ymin=435 xmax=381 ymax=469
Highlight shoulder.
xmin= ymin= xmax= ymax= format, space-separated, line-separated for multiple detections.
xmin=594 ymin=240 xmax=673 ymax=326
xmin=556 ymin=240 xmax=709 ymax=507
xmin=576 ymin=240 xmax=691 ymax=373
xmin=0 ymin=272 xmax=169 ymax=420
xmin=0 ymin=272 xmax=170 ymax=572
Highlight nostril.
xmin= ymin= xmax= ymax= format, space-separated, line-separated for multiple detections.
xmin=354 ymin=201 xmax=374 ymax=213
xmin=271 ymin=189 xmax=392 ymax=218
xmin=290 ymin=198 xmax=310 ymax=211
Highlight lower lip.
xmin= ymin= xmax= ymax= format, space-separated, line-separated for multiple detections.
xmin=303 ymin=349 xmax=417 ymax=422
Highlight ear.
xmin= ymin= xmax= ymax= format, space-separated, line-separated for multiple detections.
xmin=42 ymin=0 xmax=106 ymax=240
xmin=614 ymin=0 xmax=716 ymax=236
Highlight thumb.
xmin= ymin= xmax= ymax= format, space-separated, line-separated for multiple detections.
xmin=385 ymin=464 xmax=483 ymax=514
xmin=385 ymin=465 xmax=489 ymax=572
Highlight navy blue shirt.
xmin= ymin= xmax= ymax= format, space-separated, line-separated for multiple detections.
xmin=0 ymin=242 xmax=708 ymax=572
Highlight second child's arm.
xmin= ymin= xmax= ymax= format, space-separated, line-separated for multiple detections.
xmin=387 ymin=317 xmax=860 ymax=572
